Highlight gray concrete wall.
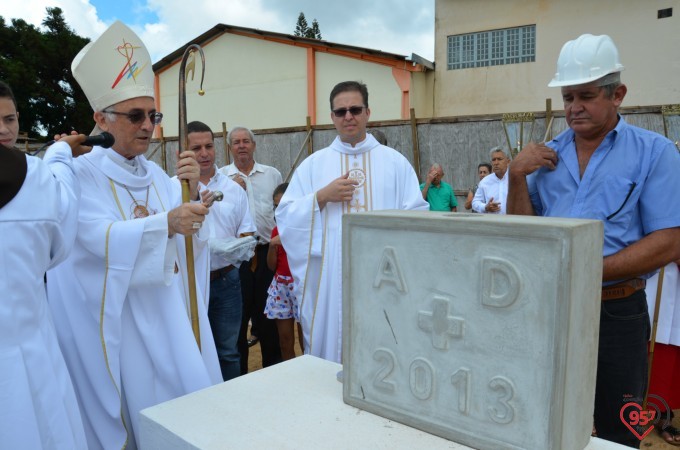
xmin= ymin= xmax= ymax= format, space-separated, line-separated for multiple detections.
xmin=150 ymin=110 xmax=668 ymax=206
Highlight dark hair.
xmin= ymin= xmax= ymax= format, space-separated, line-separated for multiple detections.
xmin=478 ymin=163 xmax=492 ymax=172
xmin=0 ymin=80 xmax=18 ymax=109
xmin=273 ymin=182 xmax=289 ymax=199
xmin=187 ymin=120 xmax=214 ymax=139
xmin=329 ymin=81 xmax=368 ymax=110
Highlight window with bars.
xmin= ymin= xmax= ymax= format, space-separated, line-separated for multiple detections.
xmin=447 ymin=25 xmax=536 ymax=70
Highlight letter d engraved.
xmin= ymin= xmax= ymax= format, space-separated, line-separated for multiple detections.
xmin=481 ymin=257 xmax=520 ymax=308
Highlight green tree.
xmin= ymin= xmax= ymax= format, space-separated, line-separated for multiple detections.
xmin=309 ymin=19 xmax=322 ymax=40
xmin=293 ymin=12 xmax=321 ymax=40
xmin=0 ymin=7 xmax=91 ymax=138
xmin=294 ymin=12 xmax=309 ymax=37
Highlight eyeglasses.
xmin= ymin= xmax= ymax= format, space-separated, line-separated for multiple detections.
xmin=332 ymin=106 xmax=366 ymax=118
xmin=104 ymin=109 xmax=163 ymax=125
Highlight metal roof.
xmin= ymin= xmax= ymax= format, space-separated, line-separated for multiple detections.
xmin=152 ymin=23 xmax=432 ymax=73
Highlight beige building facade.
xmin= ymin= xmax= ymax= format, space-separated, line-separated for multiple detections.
xmin=153 ymin=24 xmax=433 ymax=137
xmin=434 ymin=0 xmax=680 ymax=117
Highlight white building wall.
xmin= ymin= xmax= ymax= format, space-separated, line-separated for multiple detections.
xmin=157 ymin=33 xmax=308 ymax=136
xmin=314 ymin=52 xmax=404 ymax=124
xmin=434 ymin=0 xmax=680 ymax=117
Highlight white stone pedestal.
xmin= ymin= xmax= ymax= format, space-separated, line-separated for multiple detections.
xmin=139 ymin=356 xmax=625 ymax=449
xmin=342 ymin=211 xmax=604 ymax=450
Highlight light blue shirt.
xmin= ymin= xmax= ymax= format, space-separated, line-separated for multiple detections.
xmin=528 ymin=116 xmax=680 ymax=266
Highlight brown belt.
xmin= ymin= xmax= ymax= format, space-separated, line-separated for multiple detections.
xmin=210 ymin=265 xmax=235 ymax=281
xmin=601 ymin=279 xmax=646 ymax=301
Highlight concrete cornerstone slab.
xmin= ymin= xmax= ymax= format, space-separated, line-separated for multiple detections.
xmin=342 ymin=211 xmax=604 ymax=450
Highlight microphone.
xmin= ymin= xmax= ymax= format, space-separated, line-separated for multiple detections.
xmin=83 ymin=132 xmax=115 ymax=148
xmin=29 ymin=131 xmax=115 ymax=156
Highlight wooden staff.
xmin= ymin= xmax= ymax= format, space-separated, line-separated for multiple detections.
xmin=178 ymin=44 xmax=206 ymax=350
xmin=643 ymin=266 xmax=665 ymax=409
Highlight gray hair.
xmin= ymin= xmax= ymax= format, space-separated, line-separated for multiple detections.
xmin=227 ymin=126 xmax=255 ymax=145
xmin=601 ymin=81 xmax=622 ymax=99
xmin=594 ymin=71 xmax=621 ymax=88
xmin=431 ymin=163 xmax=442 ymax=171
xmin=564 ymin=72 xmax=621 ymax=98
xmin=489 ymin=146 xmax=510 ymax=160
xmin=102 ymin=111 xmax=118 ymax=122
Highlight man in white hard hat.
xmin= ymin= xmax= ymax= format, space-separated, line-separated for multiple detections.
xmin=507 ymin=34 xmax=680 ymax=447
xmin=46 ymin=21 xmax=222 ymax=448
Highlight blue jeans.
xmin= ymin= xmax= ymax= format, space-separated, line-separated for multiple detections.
xmin=208 ymin=268 xmax=242 ymax=381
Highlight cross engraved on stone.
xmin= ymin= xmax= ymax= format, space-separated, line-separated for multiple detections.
xmin=417 ymin=294 xmax=464 ymax=350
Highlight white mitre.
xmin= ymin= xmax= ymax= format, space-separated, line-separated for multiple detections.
xmin=72 ymin=21 xmax=154 ymax=112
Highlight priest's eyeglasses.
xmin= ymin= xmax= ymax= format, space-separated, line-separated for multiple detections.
xmin=332 ymin=106 xmax=365 ymax=118
xmin=104 ymin=109 xmax=164 ymax=125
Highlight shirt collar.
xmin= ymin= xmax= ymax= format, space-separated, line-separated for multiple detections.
xmin=200 ymin=164 xmax=221 ymax=188
xmin=209 ymin=164 xmax=221 ymax=182
xmin=224 ymin=161 xmax=262 ymax=177
xmin=552 ymin=114 xmax=626 ymax=146
xmin=329 ymin=133 xmax=380 ymax=155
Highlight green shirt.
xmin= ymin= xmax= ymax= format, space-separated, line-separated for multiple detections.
xmin=420 ymin=181 xmax=458 ymax=211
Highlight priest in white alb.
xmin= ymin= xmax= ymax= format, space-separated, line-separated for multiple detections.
xmin=1 ymin=80 xmax=88 ymax=449
xmin=46 ymin=21 xmax=221 ymax=449
xmin=276 ymin=81 xmax=428 ymax=363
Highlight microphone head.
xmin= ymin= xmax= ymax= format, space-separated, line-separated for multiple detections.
xmin=99 ymin=131 xmax=115 ymax=148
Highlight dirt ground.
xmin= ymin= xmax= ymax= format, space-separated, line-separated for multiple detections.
xmin=641 ymin=410 xmax=680 ymax=449
xmin=245 ymin=324 xmax=303 ymax=373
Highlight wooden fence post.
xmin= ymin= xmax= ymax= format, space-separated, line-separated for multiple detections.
xmin=306 ymin=116 xmax=313 ymax=155
xmin=545 ymin=98 xmax=553 ymax=142
xmin=159 ymin=127 xmax=167 ymax=172
xmin=222 ymin=121 xmax=230 ymax=164
xmin=410 ymin=108 xmax=421 ymax=180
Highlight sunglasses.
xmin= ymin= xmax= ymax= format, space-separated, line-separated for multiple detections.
xmin=332 ymin=106 xmax=365 ymax=118
xmin=104 ymin=109 xmax=164 ymax=125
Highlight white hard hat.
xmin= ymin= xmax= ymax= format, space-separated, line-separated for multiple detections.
xmin=548 ymin=34 xmax=624 ymax=87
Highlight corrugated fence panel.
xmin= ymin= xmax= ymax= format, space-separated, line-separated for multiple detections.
xmin=149 ymin=112 xmax=666 ymax=201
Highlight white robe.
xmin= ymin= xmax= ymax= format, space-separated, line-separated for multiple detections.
xmin=0 ymin=143 xmax=86 ymax=449
xmin=276 ymin=135 xmax=428 ymax=363
xmin=646 ymin=263 xmax=680 ymax=346
xmin=47 ymin=146 xmax=221 ymax=449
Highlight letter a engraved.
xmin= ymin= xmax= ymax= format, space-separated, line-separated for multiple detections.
xmin=373 ymin=246 xmax=407 ymax=293
xmin=481 ymin=257 xmax=521 ymax=308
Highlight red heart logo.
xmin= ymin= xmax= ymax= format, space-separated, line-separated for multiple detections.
xmin=619 ymin=402 xmax=655 ymax=441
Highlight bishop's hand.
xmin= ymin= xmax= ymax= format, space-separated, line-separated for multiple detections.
xmin=168 ymin=202 xmax=209 ymax=237
xmin=176 ymin=150 xmax=201 ymax=200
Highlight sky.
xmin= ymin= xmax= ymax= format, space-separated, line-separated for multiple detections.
xmin=0 ymin=0 xmax=435 ymax=63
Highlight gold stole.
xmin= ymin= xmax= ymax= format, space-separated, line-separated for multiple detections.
xmin=342 ymin=152 xmax=372 ymax=213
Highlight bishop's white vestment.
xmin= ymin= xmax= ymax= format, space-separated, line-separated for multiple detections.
xmin=47 ymin=146 xmax=221 ymax=449
xmin=0 ymin=143 xmax=87 ymax=449
xmin=276 ymin=135 xmax=428 ymax=363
